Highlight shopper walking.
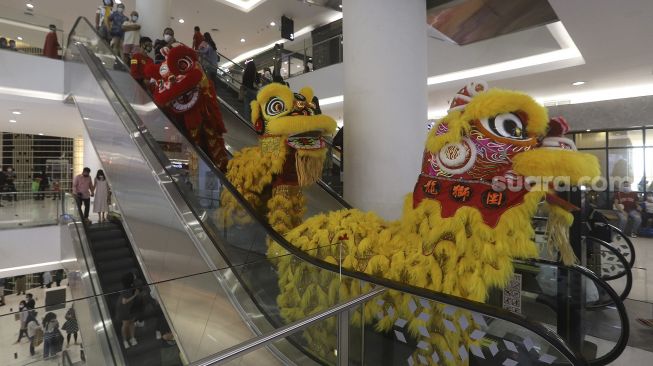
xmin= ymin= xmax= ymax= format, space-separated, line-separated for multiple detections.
xmin=15 ymin=275 xmax=26 ymax=296
xmin=117 ymin=273 xmax=140 ymax=349
xmin=43 ymin=271 xmax=53 ymax=289
xmin=42 ymin=312 xmax=61 ymax=359
xmin=93 ymin=169 xmax=110 ymax=223
xmin=73 ymin=167 xmax=94 ymax=222
xmin=96 ymin=0 xmax=114 ymax=42
xmin=15 ymin=300 xmax=29 ymax=343
xmin=38 ymin=171 xmax=49 ymax=200
xmin=242 ymin=61 xmax=259 ymax=120
xmin=122 ymin=10 xmax=141 ymax=63
xmin=62 ymin=307 xmax=79 ymax=347
xmin=109 ymin=3 xmax=128 ymax=58
xmin=42 ymin=25 xmax=60 ymax=59
xmin=26 ymin=310 xmax=40 ymax=357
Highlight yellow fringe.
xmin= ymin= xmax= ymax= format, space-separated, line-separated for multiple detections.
xmin=295 ymin=149 xmax=327 ymax=187
xmin=547 ymin=204 xmax=577 ymax=265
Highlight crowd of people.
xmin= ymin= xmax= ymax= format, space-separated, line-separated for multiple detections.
xmin=613 ymin=180 xmax=653 ymax=237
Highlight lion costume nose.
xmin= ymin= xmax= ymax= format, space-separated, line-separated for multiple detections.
xmin=547 ymin=116 xmax=570 ymax=137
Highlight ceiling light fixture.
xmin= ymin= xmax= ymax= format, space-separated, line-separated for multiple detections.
xmin=240 ymin=38 xmax=246 ymax=43
xmin=178 ymin=19 xmax=185 ymax=24
xmin=339 ymin=4 xmax=343 ymax=8
xmin=270 ymin=21 xmax=276 ymax=26
xmin=12 ymin=111 xmax=21 ymax=115
xmin=115 ymin=0 xmax=122 ymax=4
xmin=38 ymin=133 xmax=44 ymax=136
xmin=572 ymin=81 xmax=586 ymax=86
xmin=26 ymin=3 xmax=34 ymax=9
xmin=9 ymin=119 xmax=17 ymax=123
xmin=586 ymin=129 xmax=591 ymax=132
xmin=17 ymin=36 xmax=23 ymax=41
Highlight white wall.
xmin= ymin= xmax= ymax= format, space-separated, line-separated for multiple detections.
xmin=0 ymin=49 xmax=64 ymax=95
xmin=0 ymin=226 xmax=62 ymax=277
xmin=288 ymin=63 xmax=344 ymax=100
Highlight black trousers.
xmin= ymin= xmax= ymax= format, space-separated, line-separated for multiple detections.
xmin=77 ymin=197 xmax=90 ymax=218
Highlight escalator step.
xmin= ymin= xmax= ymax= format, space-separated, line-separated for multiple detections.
xmin=90 ymin=238 xmax=129 ymax=251
xmin=93 ymin=247 xmax=131 ymax=262
xmin=87 ymin=229 xmax=124 ymax=241
xmin=96 ymin=258 xmax=136 ymax=273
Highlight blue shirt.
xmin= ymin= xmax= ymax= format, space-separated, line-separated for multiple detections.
xmin=109 ymin=11 xmax=128 ymax=37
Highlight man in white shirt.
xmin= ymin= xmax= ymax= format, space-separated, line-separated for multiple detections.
xmin=122 ymin=10 xmax=141 ymax=63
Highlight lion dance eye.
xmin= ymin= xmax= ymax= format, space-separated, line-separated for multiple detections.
xmin=480 ymin=113 xmax=526 ymax=140
xmin=266 ymin=97 xmax=286 ymax=116
xmin=177 ymin=56 xmax=194 ymax=73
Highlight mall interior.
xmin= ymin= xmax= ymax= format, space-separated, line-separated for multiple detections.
xmin=0 ymin=0 xmax=652 ymax=365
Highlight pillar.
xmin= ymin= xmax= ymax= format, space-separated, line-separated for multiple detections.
xmin=342 ymin=0 xmax=428 ymax=220
xmin=135 ymin=0 xmax=171 ymax=41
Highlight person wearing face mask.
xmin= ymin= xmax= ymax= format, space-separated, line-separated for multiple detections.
xmin=95 ymin=0 xmax=114 ymax=41
xmin=109 ymin=3 xmax=128 ymax=58
xmin=42 ymin=25 xmax=60 ymax=59
xmin=122 ymin=11 xmax=141 ymax=64
xmin=93 ymin=169 xmax=110 ymax=223
xmin=8 ymin=39 xmax=17 ymax=51
xmin=615 ymin=180 xmax=642 ymax=237
xmin=73 ymin=167 xmax=95 ymax=222
xmin=154 ymin=27 xmax=176 ymax=64
xmin=130 ymin=36 xmax=154 ymax=89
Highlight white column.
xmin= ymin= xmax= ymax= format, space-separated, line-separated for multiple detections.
xmin=135 ymin=0 xmax=171 ymax=41
xmin=342 ymin=0 xmax=427 ymax=220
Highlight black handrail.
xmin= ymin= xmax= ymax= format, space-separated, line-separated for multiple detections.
xmin=584 ymin=236 xmax=633 ymax=300
xmin=69 ymin=16 xmax=586 ymax=366
xmin=606 ymin=223 xmax=636 ymax=268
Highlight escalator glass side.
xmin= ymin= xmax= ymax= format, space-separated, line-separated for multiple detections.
xmin=500 ymin=260 xmax=629 ymax=365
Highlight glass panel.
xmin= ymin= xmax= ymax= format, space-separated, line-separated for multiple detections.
xmin=0 ymin=3 xmax=64 ymax=56
xmin=646 ymin=148 xmax=653 ymax=192
xmin=576 ymin=132 xmax=606 ymax=149
xmin=0 ymin=191 xmax=61 ymax=229
xmin=608 ymin=148 xmax=645 ymax=192
xmin=608 ymin=129 xmax=644 ymax=147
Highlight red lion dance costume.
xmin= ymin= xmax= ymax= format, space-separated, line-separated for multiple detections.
xmin=147 ymin=45 xmax=228 ymax=171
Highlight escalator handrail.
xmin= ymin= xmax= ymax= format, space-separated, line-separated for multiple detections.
xmin=516 ymin=256 xmax=630 ymax=366
xmin=583 ymin=236 xmax=633 ymax=300
xmin=606 ymin=223 xmax=636 ymax=268
xmin=64 ymin=194 xmax=123 ymax=366
xmin=68 ymin=16 xmax=585 ymax=366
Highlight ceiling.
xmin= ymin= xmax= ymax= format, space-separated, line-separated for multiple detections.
xmin=0 ymin=95 xmax=84 ymax=138
xmin=0 ymin=0 xmax=339 ymax=59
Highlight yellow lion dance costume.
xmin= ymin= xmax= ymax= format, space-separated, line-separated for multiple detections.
xmin=269 ymin=82 xmax=601 ymax=365
xmin=218 ymin=83 xmax=336 ymax=233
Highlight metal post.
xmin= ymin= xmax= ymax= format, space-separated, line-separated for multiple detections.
xmin=337 ymin=308 xmax=350 ymax=365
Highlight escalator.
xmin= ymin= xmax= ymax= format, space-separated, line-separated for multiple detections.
xmin=61 ymin=16 xmax=625 ymax=365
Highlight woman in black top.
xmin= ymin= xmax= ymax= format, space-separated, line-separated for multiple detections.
xmin=242 ymin=61 xmax=259 ymax=121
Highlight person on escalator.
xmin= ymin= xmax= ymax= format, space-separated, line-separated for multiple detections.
xmin=198 ymin=32 xmax=219 ymax=88
xmin=122 ymin=10 xmax=141 ymax=64
xmin=73 ymin=167 xmax=94 ymax=222
xmin=242 ymin=61 xmax=258 ymax=120
xmin=117 ymin=273 xmax=139 ymax=349
xmin=154 ymin=27 xmax=177 ymax=64
xmin=95 ymin=0 xmax=114 ymax=42
xmin=109 ymin=3 xmax=128 ymax=58
xmin=192 ymin=26 xmax=204 ymax=50
xmin=130 ymin=36 xmax=154 ymax=89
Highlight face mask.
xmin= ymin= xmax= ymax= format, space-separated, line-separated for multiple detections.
xmin=144 ymin=45 xmax=152 ymax=53
xmin=118 ymin=7 xmax=125 ymax=13
xmin=83 ymin=173 xmax=89 ymax=177
xmin=164 ymin=34 xmax=173 ymax=43
xmin=104 ymin=0 xmax=112 ymax=5
xmin=132 ymin=16 xmax=138 ymax=22
xmin=623 ymin=186 xmax=631 ymax=192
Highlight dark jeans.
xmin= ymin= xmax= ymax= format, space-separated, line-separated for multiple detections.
xmin=43 ymin=336 xmax=53 ymax=358
xmin=28 ymin=336 xmax=34 ymax=356
xmin=77 ymin=197 xmax=90 ymax=219
xmin=17 ymin=328 xmax=27 ymax=342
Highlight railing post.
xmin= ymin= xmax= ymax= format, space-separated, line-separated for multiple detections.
xmin=337 ymin=309 xmax=350 ymax=365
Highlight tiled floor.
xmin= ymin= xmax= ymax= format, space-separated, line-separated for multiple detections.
xmin=0 ymin=281 xmax=85 ymax=366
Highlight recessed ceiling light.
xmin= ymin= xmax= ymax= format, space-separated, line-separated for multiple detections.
xmin=9 ymin=119 xmax=17 ymax=123
xmin=38 ymin=133 xmax=44 ymax=136
xmin=178 ymin=19 xmax=185 ymax=24
xmin=240 ymin=38 xmax=246 ymax=43
xmin=284 ymin=61 xmax=288 ymax=64
xmin=572 ymin=81 xmax=586 ymax=86
xmin=26 ymin=3 xmax=34 ymax=9
xmin=270 ymin=21 xmax=276 ymax=26
xmin=164 ymin=126 xmax=169 ymax=130
xmin=296 ymin=64 xmax=301 ymax=68
xmin=12 ymin=111 xmax=21 ymax=115
xmin=339 ymin=4 xmax=342 ymax=8
xmin=17 ymin=36 xmax=23 ymax=41
xmin=586 ymin=129 xmax=591 ymax=132
xmin=115 ymin=0 xmax=122 ymax=4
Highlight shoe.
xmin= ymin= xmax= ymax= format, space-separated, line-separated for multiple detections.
xmin=155 ymin=331 xmax=161 ymax=340
xmin=129 ymin=338 xmax=138 ymax=346
xmin=123 ymin=340 xmax=130 ymax=349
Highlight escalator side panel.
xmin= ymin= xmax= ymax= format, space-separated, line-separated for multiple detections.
xmin=66 ymin=57 xmax=257 ymax=362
